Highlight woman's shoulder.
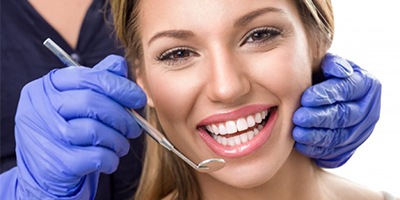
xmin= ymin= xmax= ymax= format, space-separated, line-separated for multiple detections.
xmin=382 ymin=191 xmax=400 ymax=200
xmin=322 ymin=171 xmax=385 ymax=200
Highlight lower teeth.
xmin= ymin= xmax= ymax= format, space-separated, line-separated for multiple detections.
xmin=213 ymin=123 xmax=264 ymax=146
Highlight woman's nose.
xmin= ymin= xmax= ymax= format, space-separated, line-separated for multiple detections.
xmin=205 ymin=50 xmax=251 ymax=104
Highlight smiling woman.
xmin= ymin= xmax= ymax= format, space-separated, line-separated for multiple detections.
xmin=110 ymin=0 xmax=390 ymax=200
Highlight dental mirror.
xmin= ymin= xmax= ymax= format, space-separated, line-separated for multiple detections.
xmin=43 ymin=38 xmax=226 ymax=173
xmin=129 ymin=109 xmax=226 ymax=173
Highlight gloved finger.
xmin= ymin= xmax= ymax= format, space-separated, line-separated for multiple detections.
xmin=301 ymin=69 xmax=369 ymax=107
xmin=294 ymin=143 xmax=327 ymax=159
xmin=49 ymin=66 xmax=146 ymax=109
xmin=294 ymin=136 xmax=362 ymax=160
xmin=321 ymin=53 xmax=353 ymax=78
xmin=53 ymin=89 xmax=142 ymax=138
xmin=293 ymin=143 xmax=335 ymax=159
xmin=16 ymin=127 xmax=119 ymax=176
xmin=294 ymin=74 xmax=380 ymax=130
xmin=64 ymin=119 xmax=131 ymax=157
xmin=293 ymin=102 xmax=363 ymax=129
xmin=295 ymin=139 xmax=354 ymax=168
xmin=293 ymin=121 xmax=377 ymax=148
xmin=314 ymin=155 xmax=353 ymax=168
xmin=292 ymin=127 xmax=352 ymax=147
xmin=65 ymin=146 xmax=120 ymax=176
xmin=92 ymin=54 xmax=128 ymax=77
xmin=16 ymin=78 xmax=71 ymax=136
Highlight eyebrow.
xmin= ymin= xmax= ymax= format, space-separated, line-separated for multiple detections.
xmin=147 ymin=7 xmax=285 ymax=45
xmin=234 ymin=7 xmax=285 ymax=27
xmin=148 ymin=30 xmax=194 ymax=45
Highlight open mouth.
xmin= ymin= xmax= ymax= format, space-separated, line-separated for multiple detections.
xmin=200 ymin=107 xmax=274 ymax=147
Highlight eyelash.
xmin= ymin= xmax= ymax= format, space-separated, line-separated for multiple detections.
xmin=156 ymin=47 xmax=198 ymax=66
xmin=156 ymin=27 xmax=282 ymax=66
xmin=241 ymin=27 xmax=282 ymax=47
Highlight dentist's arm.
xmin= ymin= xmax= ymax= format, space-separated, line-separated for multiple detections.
xmin=0 ymin=55 xmax=146 ymax=199
xmin=293 ymin=53 xmax=381 ymax=168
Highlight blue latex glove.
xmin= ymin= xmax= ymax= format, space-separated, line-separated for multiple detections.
xmin=0 ymin=55 xmax=146 ymax=199
xmin=292 ymin=53 xmax=381 ymax=168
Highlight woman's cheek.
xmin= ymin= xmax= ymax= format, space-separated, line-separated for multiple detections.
xmin=147 ymin=69 xmax=200 ymax=125
xmin=249 ymin=51 xmax=311 ymax=99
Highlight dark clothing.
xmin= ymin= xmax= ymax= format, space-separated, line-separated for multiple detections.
xmin=1 ymin=0 xmax=143 ymax=199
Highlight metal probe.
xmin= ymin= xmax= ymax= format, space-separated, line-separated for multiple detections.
xmin=43 ymin=38 xmax=226 ymax=172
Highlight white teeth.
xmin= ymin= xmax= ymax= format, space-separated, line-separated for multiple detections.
xmin=226 ymin=120 xmax=237 ymax=134
xmin=240 ymin=133 xmax=248 ymax=143
xmin=222 ymin=137 xmax=228 ymax=145
xmin=246 ymin=115 xmax=255 ymax=127
xmin=228 ymin=138 xmax=235 ymax=146
xmin=236 ymin=118 xmax=248 ymax=131
xmin=212 ymin=124 xmax=219 ymax=134
xmin=205 ymin=110 xmax=269 ymax=136
xmin=255 ymin=112 xmax=262 ymax=123
xmin=218 ymin=124 xmax=227 ymax=135
xmin=234 ymin=136 xmax=241 ymax=145
xmin=248 ymin=131 xmax=255 ymax=140
xmin=262 ymin=110 xmax=267 ymax=118
xmin=206 ymin=125 xmax=212 ymax=133
xmin=254 ymin=128 xmax=259 ymax=135
xmin=213 ymin=126 xmax=263 ymax=147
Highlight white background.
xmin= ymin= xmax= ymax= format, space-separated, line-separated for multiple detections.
xmin=327 ymin=1 xmax=400 ymax=196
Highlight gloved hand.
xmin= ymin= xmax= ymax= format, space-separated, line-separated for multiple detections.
xmin=13 ymin=55 xmax=146 ymax=199
xmin=292 ymin=53 xmax=381 ymax=168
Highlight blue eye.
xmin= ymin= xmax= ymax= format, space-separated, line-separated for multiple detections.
xmin=242 ymin=27 xmax=281 ymax=46
xmin=157 ymin=47 xmax=198 ymax=66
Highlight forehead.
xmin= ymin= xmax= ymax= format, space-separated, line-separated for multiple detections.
xmin=138 ymin=0 xmax=301 ymax=38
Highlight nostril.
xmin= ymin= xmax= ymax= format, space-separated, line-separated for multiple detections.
xmin=206 ymin=76 xmax=251 ymax=103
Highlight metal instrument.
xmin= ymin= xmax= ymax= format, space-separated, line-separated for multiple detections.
xmin=43 ymin=38 xmax=226 ymax=172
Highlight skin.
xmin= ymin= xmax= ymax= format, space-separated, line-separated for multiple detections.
xmin=135 ymin=0 xmax=384 ymax=199
xmin=28 ymin=0 xmax=93 ymax=49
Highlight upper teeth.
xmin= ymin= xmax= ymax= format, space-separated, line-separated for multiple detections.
xmin=205 ymin=110 xmax=269 ymax=136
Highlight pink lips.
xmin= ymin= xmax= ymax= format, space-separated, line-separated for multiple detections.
xmin=198 ymin=105 xmax=277 ymax=158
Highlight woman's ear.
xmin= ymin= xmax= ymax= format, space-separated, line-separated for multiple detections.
xmin=135 ymin=67 xmax=155 ymax=108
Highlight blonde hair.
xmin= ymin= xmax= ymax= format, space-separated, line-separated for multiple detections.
xmin=111 ymin=1 xmax=335 ymax=199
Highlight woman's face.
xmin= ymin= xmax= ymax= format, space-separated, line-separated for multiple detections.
xmin=137 ymin=0 xmax=314 ymax=189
